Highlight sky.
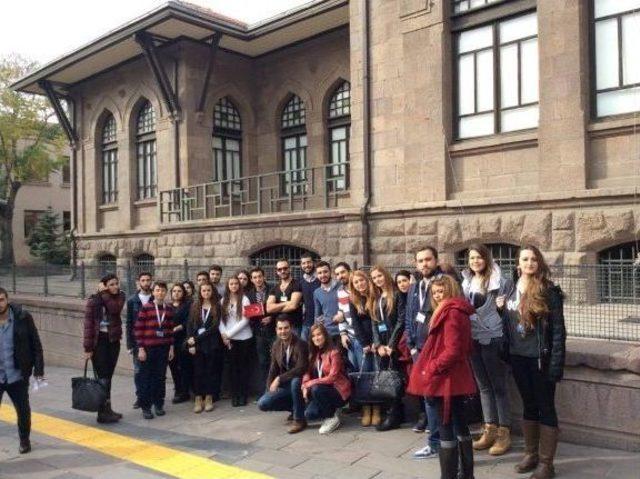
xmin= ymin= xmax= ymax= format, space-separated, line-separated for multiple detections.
xmin=0 ymin=0 xmax=310 ymax=65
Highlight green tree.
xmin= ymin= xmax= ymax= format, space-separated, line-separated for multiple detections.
xmin=27 ymin=206 xmax=70 ymax=264
xmin=0 ymin=54 xmax=66 ymax=264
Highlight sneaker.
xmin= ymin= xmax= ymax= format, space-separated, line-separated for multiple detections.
xmin=319 ymin=412 xmax=341 ymax=435
xmin=142 ymin=409 xmax=154 ymax=420
xmin=413 ymin=445 xmax=438 ymax=459
xmin=154 ymin=405 xmax=166 ymax=416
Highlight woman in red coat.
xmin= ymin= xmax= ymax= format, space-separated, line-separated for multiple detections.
xmin=407 ymin=275 xmax=476 ymax=479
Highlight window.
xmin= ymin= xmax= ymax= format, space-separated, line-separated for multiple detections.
xmin=213 ymin=97 xmax=242 ymax=195
xmin=23 ymin=210 xmax=46 ymax=238
xmin=62 ymin=156 xmax=71 ymax=184
xmin=101 ymin=114 xmax=118 ymax=204
xmin=97 ymin=253 xmax=117 ymax=277
xmin=134 ymin=253 xmax=155 ymax=277
xmin=456 ymin=12 xmax=539 ymax=139
xmin=281 ymin=95 xmax=307 ymax=195
xmin=456 ymin=243 xmax=519 ymax=278
xmin=327 ymin=81 xmax=350 ymax=191
xmin=593 ymin=0 xmax=640 ymax=117
xmin=63 ymin=211 xmax=71 ymax=232
xmin=598 ymin=242 xmax=639 ymax=303
xmin=453 ymin=0 xmax=503 ymax=14
xmin=136 ymin=101 xmax=157 ymax=199
xmin=250 ymin=245 xmax=319 ymax=282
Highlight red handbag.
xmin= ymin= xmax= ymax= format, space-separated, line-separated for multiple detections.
xmin=243 ymin=303 xmax=265 ymax=319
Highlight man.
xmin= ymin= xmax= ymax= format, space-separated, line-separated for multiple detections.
xmin=247 ymin=267 xmax=274 ymax=386
xmin=257 ymin=315 xmax=308 ymax=434
xmin=266 ymin=259 xmax=303 ymax=337
xmin=406 ymin=246 xmax=446 ymax=459
xmin=134 ymin=281 xmax=175 ymax=419
xmin=333 ymin=262 xmax=363 ymax=371
xmin=0 ymin=287 xmax=44 ymax=454
xmin=299 ymin=254 xmax=320 ymax=341
xmin=126 ymin=271 xmax=153 ymax=409
xmin=312 ymin=261 xmax=341 ymax=341
xmin=195 ymin=271 xmax=210 ymax=288
xmin=209 ymin=264 xmax=225 ymax=297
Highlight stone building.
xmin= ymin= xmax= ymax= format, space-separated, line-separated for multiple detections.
xmin=11 ymin=0 xmax=640 ymax=287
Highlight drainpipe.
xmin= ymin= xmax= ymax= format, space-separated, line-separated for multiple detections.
xmin=360 ymin=0 xmax=372 ymax=265
xmin=173 ymin=58 xmax=181 ymax=188
xmin=71 ymin=98 xmax=79 ymax=277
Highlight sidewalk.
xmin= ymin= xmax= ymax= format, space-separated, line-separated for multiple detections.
xmin=0 ymin=367 xmax=638 ymax=479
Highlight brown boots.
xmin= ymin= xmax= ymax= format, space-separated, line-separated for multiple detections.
xmin=473 ymin=423 xmax=497 ymax=450
xmin=515 ymin=420 xmax=540 ymax=473
xmin=193 ymin=396 xmax=204 ymax=413
xmin=204 ymin=395 xmax=214 ymax=412
xmin=361 ymin=405 xmax=381 ymax=427
xmin=489 ymin=426 xmax=511 ymax=455
xmin=515 ymin=421 xmax=559 ymax=478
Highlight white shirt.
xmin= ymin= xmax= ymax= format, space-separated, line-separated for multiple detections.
xmin=138 ymin=292 xmax=151 ymax=304
xmin=219 ymin=295 xmax=253 ymax=340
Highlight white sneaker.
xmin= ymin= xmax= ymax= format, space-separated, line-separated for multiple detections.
xmin=319 ymin=412 xmax=341 ymax=435
xmin=413 ymin=445 xmax=438 ymax=459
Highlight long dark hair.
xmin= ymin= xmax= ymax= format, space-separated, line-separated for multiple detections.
xmin=517 ymin=244 xmax=552 ymax=331
xmin=307 ymin=323 xmax=334 ymax=360
xmin=221 ymin=276 xmax=244 ymax=325
xmin=170 ymin=283 xmax=187 ymax=306
xmin=189 ymin=282 xmax=218 ymax=328
xmin=465 ymin=243 xmax=495 ymax=291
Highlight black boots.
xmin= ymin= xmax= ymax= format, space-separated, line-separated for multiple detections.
xmin=439 ymin=438 xmax=475 ymax=479
xmin=376 ymin=402 xmax=403 ymax=431
xmin=97 ymin=400 xmax=121 ymax=424
xmin=458 ymin=436 xmax=475 ymax=479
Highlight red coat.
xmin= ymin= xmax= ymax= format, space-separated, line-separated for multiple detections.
xmin=83 ymin=291 xmax=126 ymax=353
xmin=302 ymin=348 xmax=351 ymax=401
xmin=407 ymin=297 xmax=476 ymax=421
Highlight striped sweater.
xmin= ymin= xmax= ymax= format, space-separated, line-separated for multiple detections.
xmin=134 ymin=301 xmax=175 ymax=348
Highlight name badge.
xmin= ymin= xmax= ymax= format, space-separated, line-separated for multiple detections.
xmin=155 ymin=330 xmax=165 ymax=338
xmin=378 ymin=323 xmax=388 ymax=333
xmin=280 ymin=295 xmax=288 ymax=302
xmin=197 ymin=327 xmax=205 ymax=336
xmin=416 ymin=312 xmax=426 ymax=324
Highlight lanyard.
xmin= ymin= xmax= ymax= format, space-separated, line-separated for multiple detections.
xmin=378 ymin=296 xmax=385 ymax=323
xmin=285 ymin=345 xmax=291 ymax=367
xmin=154 ymin=303 xmax=166 ymax=329
xmin=201 ymin=307 xmax=211 ymax=324
xmin=419 ymin=280 xmax=427 ymax=310
xmin=316 ymin=357 xmax=323 ymax=378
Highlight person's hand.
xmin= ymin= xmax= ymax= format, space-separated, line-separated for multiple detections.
xmin=302 ymin=387 xmax=309 ymax=402
xmin=261 ymin=316 xmax=272 ymax=326
xmin=377 ymin=345 xmax=387 ymax=357
xmin=269 ymin=377 xmax=280 ymax=392
xmin=496 ymin=295 xmax=506 ymax=309
xmin=168 ymin=347 xmax=175 ymax=362
xmin=84 ymin=351 xmax=93 ymax=360
xmin=173 ymin=325 xmax=183 ymax=332
xmin=332 ymin=311 xmax=344 ymax=324
xmin=97 ymin=282 xmax=106 ymax=292
xmin=221 ymin=333 xmax=229 ymax=341
xmin=127 ymin=349 xmax=133 ymax=355
xmin=410 ymin=348 xmax=419 ymax=363
xmin=187 ymin=337 xmax=195 ymax=346
xmin=340 ymin=335 xmax=350 ymax=349
xmin=384 ymin=345 xmax=393 ymax=356
xmin=138 ymin=348 xmax=147 ymax=362
xmin=188 ymin=347 xmax=196 ymax=356
xmin=363 ymin=345 xmax=372 ymax=354
xmin=224 ymin=338 xmax=232 ymax=349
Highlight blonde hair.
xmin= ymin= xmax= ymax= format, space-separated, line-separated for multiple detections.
xmin=370 ymin=265 xmax=395 ymax=321
xmin=518 ymin=245 xmax=551 ymax=331
xmin=349 ymin=270 xmax=376 ymax=317
xmin=429 ymin=275 xmax=462 ymax=312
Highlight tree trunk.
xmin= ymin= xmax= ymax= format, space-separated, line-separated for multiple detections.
xmin=0 ymin=182 xmax=21 ymax=265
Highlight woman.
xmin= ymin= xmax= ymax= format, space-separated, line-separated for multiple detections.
xmin=237 ymin=270 xmax=251 ymax=291
xmin=370 ymin=265 xmax=405 ymax=432
xmin=186 ymin=283 xmax=222 ymax=413
xmin=497 ymin=245 xmax=565 ymax=479
xmin=182 ymin=280 xmax=195 ymax=299
xmin=169 ymin=283 xmax=192 ymax=404
xmin=461 ymin=244 xmax=512 ymax=455
xmin=301 ymin=324 xmax=351 ymax=435
xmin=219 ymin=276 xmax=253 ymax=407
xmin=83 ymin=274 xmax=126 ymax=424
xmin=348 ymin=270 xmax=379 ymax=427
xmin=408 ymin=275 xmax=476 ymax=479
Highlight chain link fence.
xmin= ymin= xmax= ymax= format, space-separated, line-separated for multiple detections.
xmin=0 ymin=261 xmax=638 ymax=342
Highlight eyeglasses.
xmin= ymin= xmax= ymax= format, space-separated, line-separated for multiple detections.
xmin=276 ymin=267 xmax=290 ymax=272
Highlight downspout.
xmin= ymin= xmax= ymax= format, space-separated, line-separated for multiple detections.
xmin=173 ymin=58 xmax=181 ymax=188
xmin=360 ymin=0 xmax=372 ymax=265
xmin=71 ymin=97 xmax=78 ymax=277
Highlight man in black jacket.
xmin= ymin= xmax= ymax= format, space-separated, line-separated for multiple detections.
xmin=0 ymin=287 xmax=44 ymax=454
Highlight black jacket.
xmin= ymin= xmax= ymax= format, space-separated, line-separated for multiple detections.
xmin=247 ymin=282 xmax=274 ymax=336
xmin=501 ymin=282 xmax=566 ymax=382
xmin=372 ymin=291 xmax=405 ymax=351
xmin=349 ymin=301 xmax=374 ymax=347
xmin=185 ymin=302 xmax=223 ymax=355
xmin=7 ymin=304 xmax=44 ymax=380
xmin=126 ymin=292 xmax=150 ymax=351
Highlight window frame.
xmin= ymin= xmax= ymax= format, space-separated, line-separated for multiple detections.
xmin=101 ymin=114 xmax=118 ymax=204
xmin=135 ymin=101 xmax=157 ymax=200
xmin=212 ymin=98 xmax=243 ymax=195
xmin=327 ymin=81 xmax=351 ymax=192
xmin=23 ymin=209 xmax=46 ymax=239
xmin=280 ymin=95 xmax=308 ymax=195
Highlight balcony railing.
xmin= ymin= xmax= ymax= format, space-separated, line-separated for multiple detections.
xmin=159 ymin=161 xmax=349 ymax=224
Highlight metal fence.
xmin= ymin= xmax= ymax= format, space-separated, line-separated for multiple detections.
xmin=0 ymin=261 xmax=638 ymax=342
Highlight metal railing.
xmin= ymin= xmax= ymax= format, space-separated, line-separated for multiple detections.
xmin=159 ymin=161 xmax=350 ymax=224
xmin=1 ymin=261 xmax=638 ymax=342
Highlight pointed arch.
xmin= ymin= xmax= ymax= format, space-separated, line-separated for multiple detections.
xmin=123 ymin=82 xmax=164 ymax=131
xmin=89 ymin=96 xmax=123 ymax=137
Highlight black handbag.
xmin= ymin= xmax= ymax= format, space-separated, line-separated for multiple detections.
xmin=348 ymin=355 xmax=404 ymax=404
xmin=71 ymin=360 xmax=108 ymax=412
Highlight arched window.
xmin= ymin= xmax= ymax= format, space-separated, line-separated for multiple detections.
xmin=213 ymin=97 xmax=242 ymax=194
xmin=598 ymin=242 xmax=639 ymax=303
xmin=97 ymin=253 xmax=117 ymax=277
xmin=250 ymin=245 xmax=318 ymax=281
xmin=101 ymin=113 xmax=118 ymax=204
xmin=135 ymin=100 xmax=157 ymax=199
xmin=133 ymin=253 xmax=155 ymax=277
xmin=281 ymin=95 xmax=307 ymax=195
xmin=327 ymin=81 xmax=350 ymax=191
xmin=456 ymin=243 xmax=519 ymax=278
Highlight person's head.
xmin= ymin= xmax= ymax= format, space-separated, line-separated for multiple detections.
xmin=182 ymin=280 xmax=195 ymax=298
xmin=209 ymin=265 xmax=222 ymax=285
xmin=370 ymin=265 xmax=395 ymax=320
xmin=138 ymin=272 xmax=153 ymax=293
xmin=466 ymin=244 xmax=494 ymax=289
xmin=170 ymin=283 xmax=186 ymax=304
xmin=309 ymin=323 xmax=332 ymax=356
xmin=416 ymin=246 xmax=439 ymax=278
xmin=334 ymin=262 xmax=351 ymax=286
xmin=190 ymin=282 xmax=218 ymax=326
xmin=429 ymin=275 xmax=461 ymax=310
xmin=0 ymin=288 xmax=9 ymax=315
xmin=196 ymin=271 xmax=210 ymax=286
xmin=518 ymin=245 xmax=549 ymax=280
xmin=517 ymin=244 xmax=552 ymax=331
xmin=226 ymin=276 xmax=242 ymax=295
xmin=101 ymin=273 xmax=120 ymax=295
xmin=275 ymin=315 xmax=293 ymax=342
xmin=222 ymin=276 xmax=243 ymax=322
xmin=276 ymin=259 xmax=291 ymax=281
xmin=237 ymin=270 xmax=250 ymax=289
xmin=349 ymin=270 xmax=376 ymax=316
xmin=198 ymin=282 xmax=214 ymax=303
xmin=250 ymin=266 xmax=266 ymax=289
xmin=300 ymin=254 xmax=315 ymax=275
xmin=395 ymin=270 xmax=412 ymax=294
xmin=152 ymin=281 xmax=168 ymax=302
xmin=315 ymin=261 xmax=332 ymax=285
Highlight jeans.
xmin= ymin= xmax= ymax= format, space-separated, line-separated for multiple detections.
xmin=257 ymin=377 xmax=304 ymax=420
xmin=425 ymin=396 xmax=466 ymax=450
xmin=0 ymin=379 xmax=30 ymax=442
xmin=229 ymin=338 xmax=253 ymax=400
xmin=511 ymin=354 xmax=558 ymax=427
xmin=138 ymin=345 xmax=170 ymax=410
xmin=92 ymin=333 xmax=120 ymax=400
xmin=469 ymin=338 xmax=511 ymax=427
xmin=300 ymin=324 xmax=311 ymax=342
xmin=304 ymin=384 xmax=345 ymax=421
xmin=346 ymin=336 xmax=365 ymax=372
xmin=430 ymin=395 xmax=471 ymax=442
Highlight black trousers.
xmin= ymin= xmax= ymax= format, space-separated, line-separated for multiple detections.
xmin=254 ymin=331 xmax=275 ymax=387
xmin=138 ymin=345 xmax=170 ymax=410
xmin=211 ymin=347 xmax=225 ymax=401
xmin=511 ymin=354 xmax=558 ymax=427
xmin=193 ymin=351 xmax=219 ymax=397
xmin=92 ymin=333 xmax=120 ymax=399
xmin=169 ymin=348 xmax=193 ymax=397
xmin=0 ymin=379 xmax=31 ymax=442
xmin=229 ymin=338 xmax=253 ymax=400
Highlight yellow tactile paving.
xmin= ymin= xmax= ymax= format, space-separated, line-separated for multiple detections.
xmin=0 ymin=407 xmax=272 ymax=479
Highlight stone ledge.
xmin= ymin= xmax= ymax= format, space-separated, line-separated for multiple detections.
xmin=13 ymin=293 xmax=85 ymax=312
xmin=566 ymin=338 xmax=640 ymax=375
